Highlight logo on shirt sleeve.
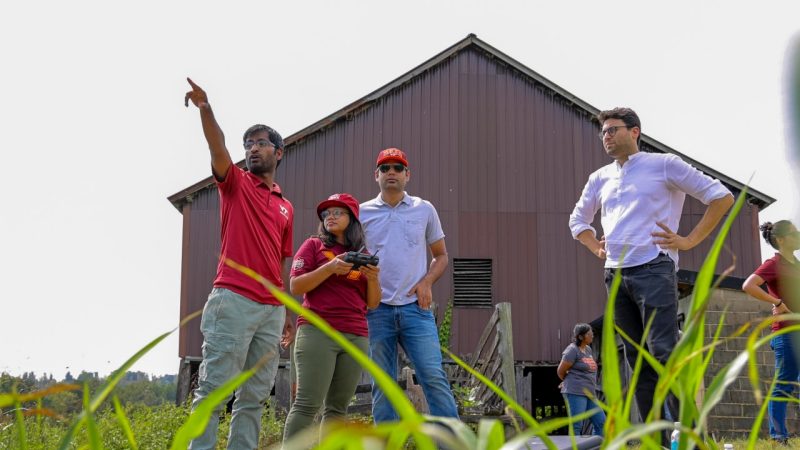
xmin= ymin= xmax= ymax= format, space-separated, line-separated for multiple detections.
xmin=279 ymin=204 xmax=289 ymax=219
xmin=292 ymin=257 xmax=305 ymax=271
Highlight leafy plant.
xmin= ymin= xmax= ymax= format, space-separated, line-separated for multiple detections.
xmin=452 ymin=384 xmax=480 ymax=412
xmin=438 ymin=298 xmax=454 ymax=352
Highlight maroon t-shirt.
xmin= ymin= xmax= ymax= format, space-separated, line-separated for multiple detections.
xmin=290 ymin=237 xmax=369 ymax=336
xmin=213 ymin=165 xmax=294 ymax=305
xmin=754 ymin=253 xmax=800 ymax=331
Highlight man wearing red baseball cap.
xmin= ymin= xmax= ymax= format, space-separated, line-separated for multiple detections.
xmin=359 ymin=148 xmax=459 ymax=422
xmin=185 ymin=79 xmax=294 ymax=450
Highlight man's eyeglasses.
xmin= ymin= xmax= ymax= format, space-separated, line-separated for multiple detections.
xmin=598 ymin=125 xmax=632 ymax=140
xmin=320 ymin=209 xmax=348 ymax=220
xmin=378 ymin=163 xmax=406 ymax=173
xmin=244 ymin=139 xmax=274 ymax=150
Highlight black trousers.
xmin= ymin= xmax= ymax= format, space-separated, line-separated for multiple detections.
xmin=605 ymin=253 xmax=680 ymax=424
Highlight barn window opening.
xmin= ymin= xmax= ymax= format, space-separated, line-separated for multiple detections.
xmin=453 ymin=258 xmax=493 ymax=308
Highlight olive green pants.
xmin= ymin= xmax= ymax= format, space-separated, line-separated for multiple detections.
xmin=282 ymin=325 xmax=368 ymax=442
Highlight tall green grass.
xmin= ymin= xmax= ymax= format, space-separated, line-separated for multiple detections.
xmin=229 ymin=190 xmax=777 ymax=450
xmin=1 ymin=192 xmax=793 ymax=449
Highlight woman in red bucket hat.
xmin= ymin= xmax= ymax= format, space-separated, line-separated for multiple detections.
xmin=282 ymin=193 xmax=381 ymax=443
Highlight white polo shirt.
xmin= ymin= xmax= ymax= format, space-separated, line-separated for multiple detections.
xmin=569 ymin=151 xmax=732 ymax=269
xmin=360 ymin=192 xmax=445 ymax=306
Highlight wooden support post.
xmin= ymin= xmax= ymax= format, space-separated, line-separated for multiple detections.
xmin=496 ymin=302 xmax=517 ymax=404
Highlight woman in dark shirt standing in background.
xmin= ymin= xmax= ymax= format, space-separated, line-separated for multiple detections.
xmin=557 ymin=322 xmax=606 ymax=437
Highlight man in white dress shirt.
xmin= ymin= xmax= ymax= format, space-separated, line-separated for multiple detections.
xmin=569 ymin=107 xmax=734 ymax=423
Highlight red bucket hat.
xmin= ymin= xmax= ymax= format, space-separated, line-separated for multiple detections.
xmin=316 ymin=193 xmax=360 ymax=221
xmin=376 ymin=147 xmax=409 ymax=167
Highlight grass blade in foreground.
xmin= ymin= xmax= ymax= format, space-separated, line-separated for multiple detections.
xmin=441 ymin=348 xmax=533 ymax=428
xmin=601 ymin=266 xmax=626 ymax=439
xmin=112 ymin=395 xmax=138 ymax=450
xmin=0 ymin=383 xmax=80 ymax=408
xmin=748 ymin=371 xmax=778 ymax=450
xmin=228 ymin=258 xmax=434 ymax=450
xmin=56 ymin=310 xmax=201 ymax=450
xmin=645 ymin=190 xmax=746 ymax=449
xmin=441 ymin=348 xmax=558 ymax=450
xmin=34 ymin=397 xmax=42 ymax=442
xmin=13 ymin=387 xmax=28 ymax=450
xmin=170 ymin=350 xmax=273 ymax=449
xmin=476 ymin=418 xmax=505 ymax=450
xmin=745 ymin=318 xmax=800 ymax=402
xmin=604 ymin=420 xmax=708 ymax=450
xmin=600 ymin=253 xmax=663 ymax=448
xmin=83 ymin=384 xmax=103 ymax=450
xmin=422 ymin=416 xmax=480 ymax=449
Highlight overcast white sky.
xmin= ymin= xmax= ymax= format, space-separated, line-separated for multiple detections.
xmin=2 ymin=1 xmax=799 ymax=378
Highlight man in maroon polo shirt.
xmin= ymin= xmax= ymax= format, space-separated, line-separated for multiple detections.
xmin=185 ymin=78 xmax=294 ymax=450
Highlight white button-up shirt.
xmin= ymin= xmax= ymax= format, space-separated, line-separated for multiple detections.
xmin=569 ymin=151 xmax=732 ymax=269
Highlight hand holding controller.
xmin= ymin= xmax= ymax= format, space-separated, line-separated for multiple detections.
xmin=343 ymin=252 xmax=379 ymax=270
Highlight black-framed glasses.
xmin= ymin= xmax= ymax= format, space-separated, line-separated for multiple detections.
xmin=244 ymin=139 xmax=274 ymax=150
xmin=320 ymin=209 xmax=348 ymax=220
xmin=378 ymin=163 xmax=406 ymax=173
xmin=598 ymin=125 xmax=632 ymax=140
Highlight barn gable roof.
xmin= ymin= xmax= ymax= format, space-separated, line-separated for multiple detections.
xmin=168 ymin=34 xmax=774 ymax=210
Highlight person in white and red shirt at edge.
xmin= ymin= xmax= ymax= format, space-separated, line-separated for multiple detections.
xmin=743 ymin=220 xmax=800 ymax=445
xmin=282 ymin=193 xmax=381 ymax=443
xmin=185 ymin=79 xmax=295 ymax=450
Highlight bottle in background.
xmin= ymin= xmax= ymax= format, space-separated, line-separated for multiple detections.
xmin=670 ymin=422 xmax=681 ymax=450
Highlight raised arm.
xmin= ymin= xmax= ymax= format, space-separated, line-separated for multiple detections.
xmin=184 ymin=78 xmax=233 ymax=180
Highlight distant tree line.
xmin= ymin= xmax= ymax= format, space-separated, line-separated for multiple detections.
xmin=1 ymin=370 xmax=177 ymax=417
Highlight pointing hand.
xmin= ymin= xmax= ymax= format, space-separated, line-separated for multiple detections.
xmin=184 ymin=78 xmax=209 ymax=108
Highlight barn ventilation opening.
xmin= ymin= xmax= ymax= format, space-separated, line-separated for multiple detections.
xmin=453 ymin=258 xmax=493 ymax=308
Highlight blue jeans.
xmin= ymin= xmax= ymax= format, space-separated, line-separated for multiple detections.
xmin=605 ymin=253 xmax=680 ymax=423
xmin=769 ymin=333 xmax=800 ymax=440
xmin=367 ymin=302 xmax=459 ymax=422
xmin=189 ymin=288 xmax=285 ymax=450
xmin=564 ymin=393 xmax=606 ymax=436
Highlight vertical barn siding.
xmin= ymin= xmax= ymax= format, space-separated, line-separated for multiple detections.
xmin=178 ymin=188 xmax=221 ymax=358
xmin=178 ymin=46 xmax=764 ymax=362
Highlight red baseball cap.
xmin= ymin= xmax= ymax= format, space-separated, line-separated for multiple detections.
xmin=316 ymin=193 xmax=360 ymax=221
xmin=376 ymin=148 xmax=409 ymax=167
